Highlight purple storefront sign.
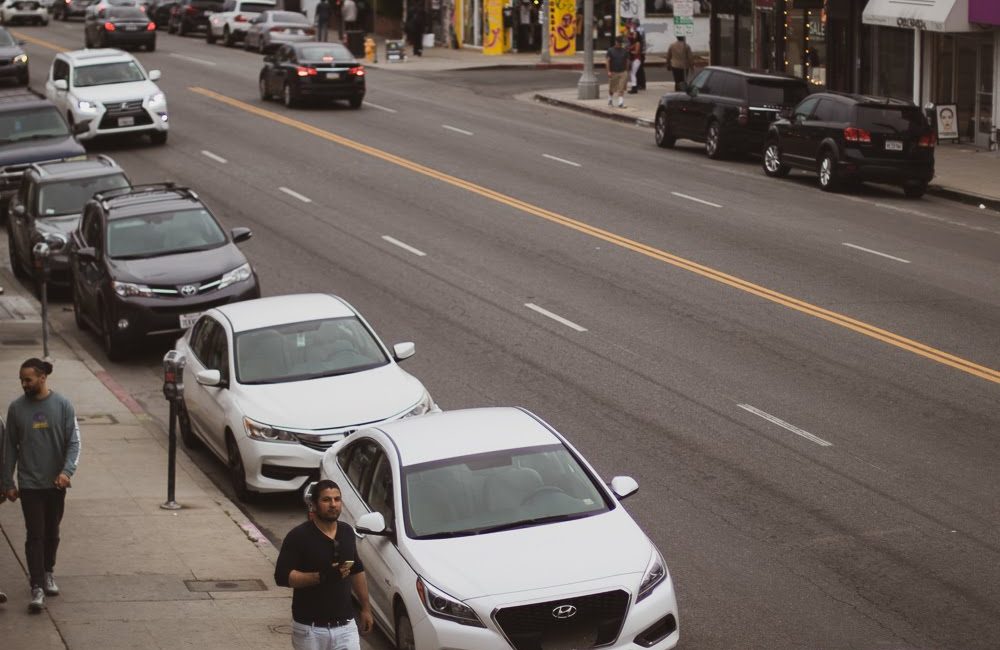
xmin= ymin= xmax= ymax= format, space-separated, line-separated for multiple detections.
xmin=970 ymin=0 xmax=1000 ymax=25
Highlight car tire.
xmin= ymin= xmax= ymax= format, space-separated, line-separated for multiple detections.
xmin=903 ymin=181 xmax=928 ymax=199
xmin=205 ymin=27 xmax=216 ymax=43
xmin=705 ymin=120 xmax=723 ymax=159
xmin=150 ymin=130 xmax=168 ymax=145
xmin=348 ymin=95 xmax=363 ymax=109
xmin=654 ymin=109 xmax=676 ymax=149
xmin=71 ymin=283 xmax=88 ymax=330
xmin=102 ymin=308 xmax=126 ymax=361
xmin=762 ymin=140 xmax=790 ymax=178
xmin=7 ymin=229 xmax=28 ymax=279
xmin=282 ymin=82 xmax=297 ymax=108
xmin=259 ymin=76 xmax=271 ymax=101
xmin=226 ymin=434 xmax=258 ymax=502
xmin=817 ymin=150 xmax=841 ymax=192
xmin=395 ymin=612 xmax=415 ymax=650
xmin=178 ymin=401 xmax=201 ymax=449
xmin=223 ymin=26 xmax=234 ymax=47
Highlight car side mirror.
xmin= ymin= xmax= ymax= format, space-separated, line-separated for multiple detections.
xmin=356 ymin=511 xmax=389 ymax=536
xmin=393 ymin=341 xmax=415 ymax=362
xmin=54 ymin=79 xmax=68 ymax=91
xmin=10 ymin=203 xmax=25 ymax=219
xmin=231 ymin=227 xmax=252 ymax=243
xmin=609 ymin=475 xmax=639 ymax=500
xmin=76 ymin=246 xmax=96 ymax=262
xmin=195 ymin=369 xmax=224 ymax=387
xmin=149 ymin=69 xmax=161 ymax=81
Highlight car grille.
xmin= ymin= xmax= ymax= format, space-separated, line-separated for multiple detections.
xmin=103 ymin=99 xmax=144 ymax=114
xmin=99 ymin=99 xmax=152 ymax=129
xmin=15 ymin=2 xmax=40 ymax=9
xmin=493 ymin=590 xmax=630 ymax=650
xmin=294 ymin=427 xmax=358 ymax=452
xmin=148 ymin=296 xmax=234 ymax=315
xmin=0 ymin=59 xmax=10 ymax=66
xmin=147 ymin=273 xmax=226 ymax=297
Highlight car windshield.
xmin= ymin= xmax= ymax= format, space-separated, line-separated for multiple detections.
xmin=38 ymin=173 xmax=129 ymax=217
xmin=73 ymin=61 xmax=145 ymax=87
xmin=235 ymin=316 xmax=388 ymax=384
xmin=271 ymin=10 xmax=306 ymax=22
xmin=107 ymin=208 xmax=226 ymax=258
xmin=298 ymin=44 xmax=354 ymax=62
xmin=747 ymin=81 xmax=810 ymax=108
xmin=108 ymin=7 xmax=146 ymax=17
xmin=241 ymin=2 xmax=272 ymax=11
xmin=855 ymin=106 xmax=925 ymax=134
xmin=403 ymin=444 xmax=611 ymax=539
xmin=0 ymin=107 xmax=71 ymax=143
xmin=0 ymin=30 xmax=16 ymax=47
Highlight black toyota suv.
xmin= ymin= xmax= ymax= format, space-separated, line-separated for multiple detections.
xmin=763 ymin=92 xmax=936 ymax=197
xmin=167 ymin=0 xmax=224 ymax=35
xmin=655 ymin=66 xmax=812 ymax=159
xmin=7 ymin=155 xmax=129 ymax=287
xmin=69 ymin=184 xmax=260 ymax=360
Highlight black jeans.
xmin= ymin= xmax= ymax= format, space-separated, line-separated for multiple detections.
xmin=672 ymin=67 xmax=686 ymax=87
xmin=20 ymin=488 xmax=67 ymax=588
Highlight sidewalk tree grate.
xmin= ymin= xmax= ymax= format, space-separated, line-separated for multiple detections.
xmin=184 ymin=579 xmax=267 ymax=592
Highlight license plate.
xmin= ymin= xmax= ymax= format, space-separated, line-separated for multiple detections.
xmin=118 ymin=116 xmax=135 ymax=127
xmin=290 ymin=28 xmax=301 ymax=34
xmin=179 ymin=312 xmax=201 ymax=329
xmin=126 ymin=24 xmax=139 ymax=30
xmin=885 ymin=140 xmax=903 ymax=151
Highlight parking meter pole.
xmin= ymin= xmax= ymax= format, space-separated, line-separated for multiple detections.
xmin=32 ymin=242 xmax=51 ymax=359
xmin=164 ymin=399 xmax=180 ymax=509
xmin=161 ymin=350 xmax=185 ymax=511
xmin=577 ymin=0 xmax=598 ymax=99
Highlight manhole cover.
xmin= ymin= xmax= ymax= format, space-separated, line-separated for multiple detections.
xmin=184 ymin=579 xmax=267 ymax=592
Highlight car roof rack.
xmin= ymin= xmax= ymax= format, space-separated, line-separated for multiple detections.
xmin=94 ymin=182 xmax=200 ymax=209
xmin=29 ymin=154 xmax=118 ymax=176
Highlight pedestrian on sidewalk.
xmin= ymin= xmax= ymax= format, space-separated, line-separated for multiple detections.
xmin=666 ymin=33 xmax=693 ymax=89
xmin=315 ymin=0 xmax=331 ymax=41
xmin=626 ymin=22 xmax=643 ymax=94
xmin=275 ymin=480 xmax=374 ymax=650
xmin=1 ymin=415 xmax=8 ymax=607
xmin=406 ymin=2 xmax=426 ymax=57
xmin=630 ymin=18 xmax=647 ymax=92
xmin=2 ymin=358 xmax=81 ymax=614
xmin=341 ymin=0 xmax=358 ymax=33
xmin=606 ymin=35 xmax=629 ymax=108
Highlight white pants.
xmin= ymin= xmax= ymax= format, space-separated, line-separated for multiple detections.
xmin=628 ymin=59 xmax=641 ymax=88
xmin=291 ymin=620 xmax=360 ymax=650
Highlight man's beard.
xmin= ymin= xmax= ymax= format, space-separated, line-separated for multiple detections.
xmin=315 ymin=508 xmax=340 ymax=523
xmin=23 ymin=385 xmax=39 ymax=397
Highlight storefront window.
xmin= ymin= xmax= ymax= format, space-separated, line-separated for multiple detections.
xmin=874 ymin=26 xmax=913 ymax=101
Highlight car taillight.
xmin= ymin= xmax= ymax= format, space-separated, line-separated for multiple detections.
xmin=918 ymin=132 xmax=936 ymax=148
xmin=185 ymin=5 xmax=196 ymax=13
xmin=304 ymin=27 xmax=315 ymax=35
xmin=738 ymin=105 xmax=749 ymax=126
xmin=296 ymin=66 xmax=317 ymax=76
xmin=269 ymin=26 xmax=285 ymax=32
xmin=234 ymin=13 xmax=246 ymax=21
xmin=146 ymin=21 xmax=156 ymax=30
xmin=104 ymin=21 xmax=116 ymax=30
xmin=349 ymin=66 xmax=364 ymax=76
xmin=843 ymin=127 xmax=872 ymax=143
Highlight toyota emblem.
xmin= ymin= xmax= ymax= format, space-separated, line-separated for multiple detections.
xmin=121 ymin=102 xmax=128 ymax=110
xmin=180 ymin=284 xmax=198 ymax=296
xmin=551 ymin=604 xmax=577 ymax=620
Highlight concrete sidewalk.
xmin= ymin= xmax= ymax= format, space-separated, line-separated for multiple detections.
xmin=0 ymin=272 xmax=376 ymax=647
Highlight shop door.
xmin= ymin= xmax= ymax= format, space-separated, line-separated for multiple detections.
xmin=956 ymin=37 xmax=994 ymax=147
xmin=976 ymin=41 xmax=994 ymax=149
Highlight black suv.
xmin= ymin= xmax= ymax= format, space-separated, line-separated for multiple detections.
xmin=655 ymin=66 xmax=811 ymax=159
xmin=763 ymin=92 xmax=935 ymax=197
xmin=69 ymin=184 xmax=260 ymax=359
xmin=167 ymin=0 xmax=223 ymax=35
xmin=7 ymin=155 xmax=128 ymax=287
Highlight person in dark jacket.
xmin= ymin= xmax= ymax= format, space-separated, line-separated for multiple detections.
xmin=315 ymin=0 xmax=331 ymax=41
xmin=406 ymin=3 xmax=426 ymax=56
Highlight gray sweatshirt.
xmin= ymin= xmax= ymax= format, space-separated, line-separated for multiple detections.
xmin=2 ymin=391 xmax=81 ymax=490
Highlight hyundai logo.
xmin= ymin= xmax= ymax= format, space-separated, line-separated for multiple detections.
xmin=551 ymin=604 xmax=577 ymax=620
xmin=179 ymin=284 xmax=198 ymax=296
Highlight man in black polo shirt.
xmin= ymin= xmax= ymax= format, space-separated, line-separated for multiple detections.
xmin=275 ymin=480 xmax=374 ymax=650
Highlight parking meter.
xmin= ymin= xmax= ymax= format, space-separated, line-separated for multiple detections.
xmin=32 ymin=241 xmax=51 ymax=359
xmin=32 ymin=241 xmax=51 ymax=280
xmin=161 ymin=350 xmax=186 ymax=510
xmin=162 ymin=350 xmax=186 ymax=402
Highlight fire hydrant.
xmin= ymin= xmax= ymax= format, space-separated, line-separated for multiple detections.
xmin=364 ymin=36 xmax=377 ymax=62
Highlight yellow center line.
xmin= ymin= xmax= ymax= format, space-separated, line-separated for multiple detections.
xmin=10 ymin=30 xmax=68 ymax=53
xmin=191 ymin=86 xmax=993 ymax=385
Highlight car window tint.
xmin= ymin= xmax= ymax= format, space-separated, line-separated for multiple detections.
xmin=345 ymin=439 xmax=379 ymax=495
xmin=695 ymin=70 xmax=714 ymax=94
xmin=812 ymin=99 xmax=836 ymax=122
xmin=714 ymin=73 xmax=744 ymax=100
xmin=106 ymin=208 xmax=226 ymax=258
xmin=855 ymin=106 xmax=924 ymax=133
xmin=793 ymin=96 xmax=820 ymax=120
xmin=689 ymin=68 xmax=709 ymax=91
xmin=272 ymin=10 xmax=305 ymax=22
xmin=747 ymin=80 xmax=809 ymax=108
xmin=298 ymin=44 xmax=354 ymax=62
xmin=240 ymin=1 xmax=272 ymax=11
xmin=53 ymin=59 xmax=70 ymax=82
xmin=204 ymin=322 xmax=229 ymax=375
xmin=73 ymin=61 xmax=146 ymax=87
xmin=0 ymin=30 xmax=15 ymax=47
xmin=0 ymin=107 xmax=71 ymax=144
xmin=83 ymin=208 xmax=103 ymax=249
xmin=38 ymin=173 xmax=129 ymax=218
xmin=222 ymin=0 xmax=233 ymax=9
xmin=367 ymin=453 xmax=395 ymax=531
xmin=190 ymin=317 xmax=218 ymax=366
xmin=107 ymin=6 xmax=146 ymax=17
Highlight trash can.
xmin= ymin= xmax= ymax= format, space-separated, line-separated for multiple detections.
xmin=346 ymin=30 xmax=366 ymax=57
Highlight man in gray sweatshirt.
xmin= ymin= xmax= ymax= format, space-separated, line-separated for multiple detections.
xmin=2 ymin=358 xmax=80 ymax=613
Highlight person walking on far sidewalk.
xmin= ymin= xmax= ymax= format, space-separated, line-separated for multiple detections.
xmin=315 ymin=0 xmax=331 ymax=41
xmin=1 ymin=416 xmax=8 ymax=607
xmin=606 ymin=35 xmax=629 ymax=108
xmin=626 ymin=22 xmax=642 ymax=94
xmin=275 ymin=480 xmax=374 ymax=650
xmin=2 ymin=358 xmax=81 ymax=614
xmin=341 ymin=0 xmax=358 ymax=32
xmin=666 ymin=33 xmax=693 ymax=88
xmin=406 ymin=2 xmax=426 ymax=57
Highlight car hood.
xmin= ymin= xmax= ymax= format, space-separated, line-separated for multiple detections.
xmin=35 ymin=214 xmax=81 ymax=238
xmin=108 ymin=243 xmax=246 ymax=284
xmin=404 ymin=508 xmax=653 ymax=601
xmin=0 ymin=135 xmax=85 ymax=166
xmin=238 ymin=364 xmax=426 ymax=430
xmin=73 ymin=81 xmax=159 ymax=104
xmin=0 ymin=46 xmax=25 ymax=57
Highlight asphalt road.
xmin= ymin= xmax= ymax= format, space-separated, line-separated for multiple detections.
xmin=6 ymin=21 xmax=1000 ymax=650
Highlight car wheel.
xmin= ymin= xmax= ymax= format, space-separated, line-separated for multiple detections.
xmin=395 ymin=611 xmax=415 ymax=650
xmin=282 ymin=82 xmax=296 ymax=108
xmin=762 ymin=141 xmax=790 ymax=178
xmin=817 ymin=150 xmax=841 ymax=192
xmin=7 ymin=229 xmax=28 ymax=279
xmin=705 ymin=120 xmax=723 ymax=159
xmin=205 ymin=26 xmax=216 ymax=43
xmin=223 ymin=26 xmax=234 ymax=47
xmin=102 ymin=308 xmax=126 ymax=361
xmin=178 ymin=401 xmax=201 ymax=449
xmin=654 ymin=109 xmax=676 ymax=149
xmin=226 ymin=434 xmax=257 ymax=502
xmin=903 ymin=181 xmax=928 ymax=199
xmin=71 ymin=283 xmax=88 ymax=330
xmin=259 ymin=76 xmax=271 ymax=101
xmin=348 ymin=95 xmax=363 ymax=109
xmin=150 ymin=130 xmax=168 ymax=145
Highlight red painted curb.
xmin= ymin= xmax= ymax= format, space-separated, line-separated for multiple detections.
xmin=94 ymin=369 xmax=146 ymax=416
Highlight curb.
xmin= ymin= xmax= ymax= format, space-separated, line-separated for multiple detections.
xmin=533 ymin=92 xmax=654 ymax=128
xmin=926 ymin=185 xmax=1000 ymax=213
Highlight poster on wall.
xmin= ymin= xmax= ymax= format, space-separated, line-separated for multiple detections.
xmin=673 ymin=0 xmax=694 ymax=36
xmin=549 ymin=0 xmax=576 ymax=56
xmin=936 ymin=104 xmax=959 ymax=140
xmin=483 ymin=0 xmax=504 ymax=54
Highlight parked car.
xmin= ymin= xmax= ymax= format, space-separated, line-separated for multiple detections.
xmin=69 ymin=183 xmax=260 ymax=359
xmin=173 ymin=293 xmax=439 ymax=501
xmin=84 ymin=6 xmax=156 ymax=50
xmin=0 ymin=0 xmax=49 ymax=25
xmin=243 ymin=9 xmax=313 ymax=53
xmin=654 ymin=66 xmax=811 ymax=159
xmin=7 ymin=155 xmax=128 ymax=286
xmin=206 ymin=0 xmax=274 ymax=46
xmin=259 ymin=42 xmax=364 ymax=109
xmin=52 ymin=0 xmax=99 ymax=21
xmin=311 ymin=407 xmax=680 ymax=650
xmin=763 ymin=92 xmax=936 ymax=197
xmin=166 ymin=0 xmax=221 ymax=36
xmin=44 ymin=48 xmax=168 ymax=144
xmin=146 ymin=0 xmax=175 ymax=27
xmin=0 ymin=27 xmax=29 ymax=86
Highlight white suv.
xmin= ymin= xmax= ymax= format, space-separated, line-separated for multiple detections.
xmin=207 ymin=0 xmax=275 ymax=47
xmin=44 ymin=49 xmax=168 ymax=145
xmin=0 ymin=0 xmax=49 ymax=25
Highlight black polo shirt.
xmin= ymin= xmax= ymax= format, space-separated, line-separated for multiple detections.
xmin=275 ymin=520 xmax=365 ymax=624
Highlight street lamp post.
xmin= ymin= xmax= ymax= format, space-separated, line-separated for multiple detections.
xmin=577 ymin=0 xmax=597 ymax=98
xmin=540 ymin=0 xmax=550 ymax=64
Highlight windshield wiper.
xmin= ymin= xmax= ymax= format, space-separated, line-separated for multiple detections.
xmin=470 ymin=512 xmax=589 ymax=535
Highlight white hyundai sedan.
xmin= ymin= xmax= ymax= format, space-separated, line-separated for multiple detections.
xmin=174 ymin=293 xmax=438 ymax=501
xmin=315 ymin=407 xmax=679 ymax=650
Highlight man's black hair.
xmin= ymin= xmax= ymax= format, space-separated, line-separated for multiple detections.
xmin=21 ymin=358 xmax=53 ymax=375
xmin=309 ymin=479 xmax=341 ymax=504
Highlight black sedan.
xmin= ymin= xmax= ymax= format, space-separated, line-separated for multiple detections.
xmin=0 ymin=27 xmax=28 ymax=86
xmin=84 ymin=7 xmax=156 ymax=50
xmin=259 ymin=42 xmax=365 ymax=109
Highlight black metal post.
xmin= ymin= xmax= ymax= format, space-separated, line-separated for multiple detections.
xmin=161 ymin=350 xmax=185 ymax=510
xmin=166 ymin=400 xmax=178 ymax=506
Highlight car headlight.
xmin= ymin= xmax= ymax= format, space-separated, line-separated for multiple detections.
xmin=77 ymin=99 xmax=99 ymax=113
xmin=243 ymin=416 xmax=297 ymax=442
xmin=218 ymin=263 xmax=252 ymax=290
xmin=636 ymin=546 xmax=667 ymax=603
xmin=148 ymin=92 xmax=165 ymax=107
xmin=403 ymin=392 xmax=434 ymax=418
xmin=13 ymin=54 xmax=27 ymax=65
xmin=113 ymin=281 xmax=154 ymax=297
xmin=415 ymin=577 xmax=485 ymax=628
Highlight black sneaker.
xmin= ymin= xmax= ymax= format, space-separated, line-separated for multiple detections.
xmin=28 ymin=587 xmax=45 ymax=613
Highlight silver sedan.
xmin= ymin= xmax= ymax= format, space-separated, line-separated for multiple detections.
xmin=243 ymin=10 xmax=314 ymax=53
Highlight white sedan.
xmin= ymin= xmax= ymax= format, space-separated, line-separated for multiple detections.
xmin=174 ymin=293 xmax=438 ymax=501
xmin=0 ymin=0 xmax=49 ymax=25
xmin=315 ymin=407 xmax=680 ymax=650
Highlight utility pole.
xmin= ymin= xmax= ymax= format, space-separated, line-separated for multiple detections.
xmin=540 ymin=0 xmax=550 ymax=64
xmin=577 ymin=0 xmax=597 ymax=98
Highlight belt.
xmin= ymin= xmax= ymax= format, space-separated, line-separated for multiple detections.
xmin=297 ymin=618 xmax=353 ymax=628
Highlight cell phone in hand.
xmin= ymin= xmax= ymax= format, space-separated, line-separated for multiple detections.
xmin=340 ymin=560 xmax=355 ymax=568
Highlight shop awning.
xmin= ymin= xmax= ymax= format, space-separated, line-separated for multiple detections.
xmin=862 ymin=0 xmax=973 ymax=32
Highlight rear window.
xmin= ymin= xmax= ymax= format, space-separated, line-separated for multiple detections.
xmin=239 ymin=2 xmax=273 ymax=11
xmin=271 ymin=10 xmax=306 ymax=22
xmin=0 ymin=107 xmax=70 ymax=144
xmin=855 ymin=106 xmax=925 ymax=133
xmin=298 ymin=44 xmax=354 ymax=62
xmin=108 ymin=7 xmax=147 ymax=18
xmin=747 ymin=81 xmax=810 ymax=108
